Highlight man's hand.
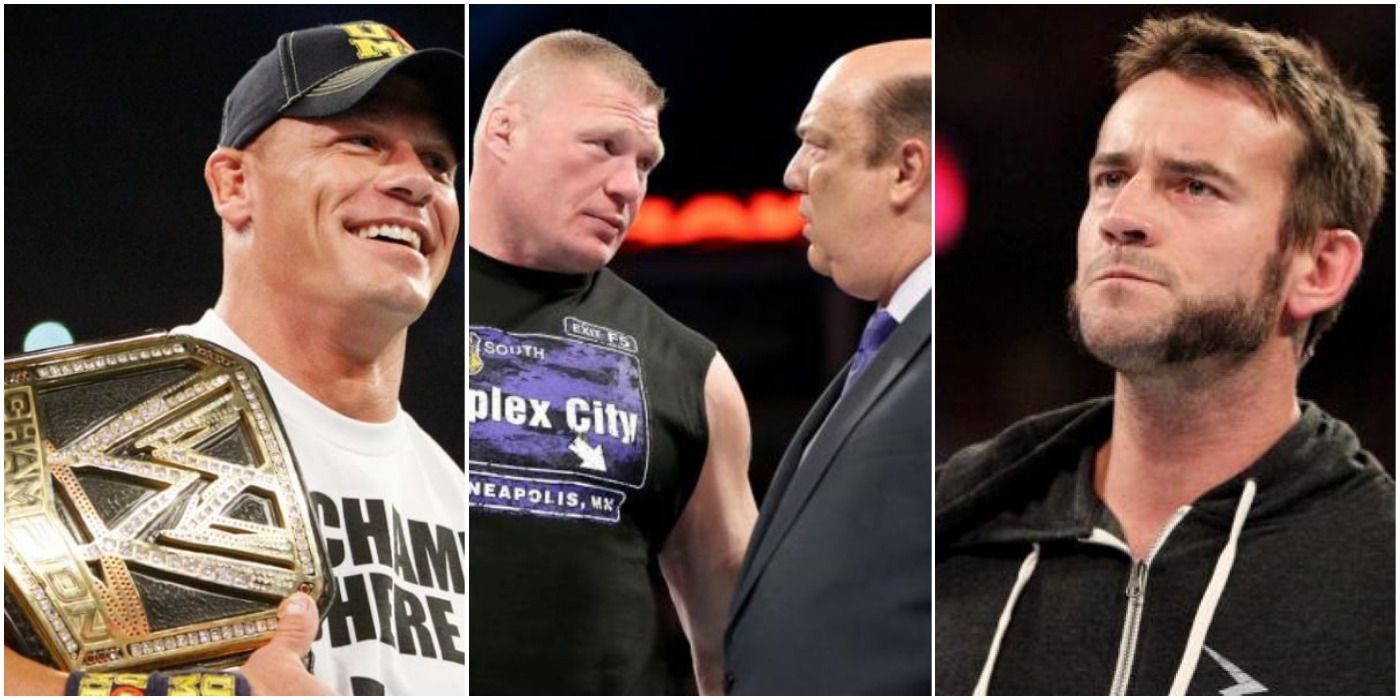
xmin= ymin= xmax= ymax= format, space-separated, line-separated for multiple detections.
xmin=4 ymin=593 xmax=333 ymax=696
xmin=239 ymin=592 xmax=335 ymax=696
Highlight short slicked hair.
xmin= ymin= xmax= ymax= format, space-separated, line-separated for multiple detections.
xmin=1114 ymin=14 xmax=1390 ymax=355
xmin=863 ymin=74 xmax=931 ymax=165
xmin=472 ymin=30 xmax=665 ymax=165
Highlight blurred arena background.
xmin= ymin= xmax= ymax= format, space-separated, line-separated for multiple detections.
xmin=935 ymin=6 xmax=1395 ymax=470
xmin=3 ymin=6 xmax=466 ymax=464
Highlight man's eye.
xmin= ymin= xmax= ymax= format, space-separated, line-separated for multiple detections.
xmin=346 ymin=135 xmax=377 ymax=149
xmin=589 ymin=139 xmax=616 ymax=155
xmin=1096 ymin=171 xmax=1126 ymax=188
xmin=1184 ymin=179 xmax=1217 ymax=198
xmin=422 ymin=152 xmax=451 ymax=175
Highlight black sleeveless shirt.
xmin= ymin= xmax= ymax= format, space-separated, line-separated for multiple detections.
xmin=468 ymin=247 xmax=714 ymax=694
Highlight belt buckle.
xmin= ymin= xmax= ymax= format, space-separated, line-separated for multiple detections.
xmin=4 ymin=332 xmax=331 ymax=671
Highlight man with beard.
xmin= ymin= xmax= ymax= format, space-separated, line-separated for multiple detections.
xmin=936 ymin=14 xmax=1393 ymax=695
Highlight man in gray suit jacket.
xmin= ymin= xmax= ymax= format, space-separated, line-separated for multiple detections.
xmin=724 ymin=39 xmax=932 ymax=695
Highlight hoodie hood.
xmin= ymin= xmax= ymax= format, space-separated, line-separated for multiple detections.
xmin=936 ymin=397 xmax=1388 ymax=551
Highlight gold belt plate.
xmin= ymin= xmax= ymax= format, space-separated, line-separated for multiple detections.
xmin=4 ymin=332 xmax=329 ymax=671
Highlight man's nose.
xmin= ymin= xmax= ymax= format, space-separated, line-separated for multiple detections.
xmin=1099 ymin=175 xmax=1157 ymax=246
xmin=782 ymin=149 xmax=807 ymax=192
xmin=602 ymin=159 xmax=645 ymax=209
xmin=377 ymin=141 xmax=435 ymax=206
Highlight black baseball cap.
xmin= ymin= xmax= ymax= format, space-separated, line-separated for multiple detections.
xmin=219 ymin=21 xmax=463 ymax=159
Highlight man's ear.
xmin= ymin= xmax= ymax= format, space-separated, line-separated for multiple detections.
xmin=1286 ymin=228 xmax=1363 ymax=323
xmin=889 ymin=137 xmax=931 ymax=211
xmin=205 ymin=147 xmax=253 ymax=231
xmin=481 ymin=103 xmax=522 ymax=162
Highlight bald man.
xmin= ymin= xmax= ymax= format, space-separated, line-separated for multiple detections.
xmin=723 ymin=40 xmax=932 ymax=694
xmin=468 ymin=31 xmax=756 ymax=694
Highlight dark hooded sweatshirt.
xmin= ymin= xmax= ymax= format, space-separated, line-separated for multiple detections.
xmin=936 ymin=397 xmax=1394 ymax=695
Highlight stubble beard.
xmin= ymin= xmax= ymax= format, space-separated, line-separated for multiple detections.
xmin=1067 ymin=248 xmax=1286 ymax=374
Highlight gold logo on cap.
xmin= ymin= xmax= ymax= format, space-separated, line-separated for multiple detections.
xmin=340 ymin=22 xmax=414 ymax=60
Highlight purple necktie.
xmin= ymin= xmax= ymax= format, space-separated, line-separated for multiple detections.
xmin=843 ymin=310 xmax=899 ymax=393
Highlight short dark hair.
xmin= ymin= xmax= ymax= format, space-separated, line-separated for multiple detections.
xmin=474 ymin=30 xmax=665 ymax=165
xmin=863 ymin=74 xmax=931 ymax=165
xmin=1115 ymin=14 xmax=1390 ymax=355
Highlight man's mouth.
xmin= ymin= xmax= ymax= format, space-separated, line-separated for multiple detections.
xmin=585 ymin=212 xmax=625 ymax=232
xmin=1093 ymin=266 xmax=1163 ymax=286
xmin=580 ymin=212 xmax=626 ymax=244
xmin=351 ymin=224 xmax=422 ymax=253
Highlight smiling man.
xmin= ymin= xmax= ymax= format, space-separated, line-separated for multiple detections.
xmin=5 ymin=21 xmax=465 ymax=696
xmin=468 ymin=30 xmax=756 ymax=694
xmin=937 ymin=15 xmax=1393 ymax=695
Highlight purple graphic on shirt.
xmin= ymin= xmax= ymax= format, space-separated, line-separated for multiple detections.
xmin=468 ymin=326 xmax=649 ymax=491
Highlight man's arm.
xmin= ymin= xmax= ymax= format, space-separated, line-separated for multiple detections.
xmin=5 ymin=646 xmax=66 ymax=694
xmin=3 ymin=593 xmax=332 ymax=696
xmin=659 ymin=352 xmax=757 ymax=695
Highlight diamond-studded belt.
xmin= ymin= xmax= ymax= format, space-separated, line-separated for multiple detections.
xmin=3 ymin=332 xmax=332 ymax=671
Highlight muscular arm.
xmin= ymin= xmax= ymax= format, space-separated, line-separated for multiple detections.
xmin=658 ymin=353 xmax=757 ymax=695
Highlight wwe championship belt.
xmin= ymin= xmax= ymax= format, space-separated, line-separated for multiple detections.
xmin=3 ymin=332 xmax=332 ymax=671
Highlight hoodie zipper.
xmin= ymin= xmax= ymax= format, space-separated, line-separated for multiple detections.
xmin=1108 ymin=506 xmax=1189 ymax=696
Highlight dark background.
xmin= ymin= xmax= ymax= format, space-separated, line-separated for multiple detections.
xmin=470 ymin=5 xmax=931 ymax=694
xmin=936 ymin=6 xmax=1396 ymax=469
xmin=3 ymin=6 xmax=466 ymax=464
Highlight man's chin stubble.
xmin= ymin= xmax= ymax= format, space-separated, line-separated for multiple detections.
xmin=1066 ymin=282 xmax=1275 ymax=373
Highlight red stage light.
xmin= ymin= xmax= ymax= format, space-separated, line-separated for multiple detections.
xmin=935 ymin=139 xmax=967 ymax=255
xmin=624 ymin=192 xmax=804 ymax=249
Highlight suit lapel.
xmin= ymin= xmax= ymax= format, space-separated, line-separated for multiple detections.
xmin=729 ymin=293 xmax=931 ymax=626
xmin=728 ymin=365 xmax=846 ymax=622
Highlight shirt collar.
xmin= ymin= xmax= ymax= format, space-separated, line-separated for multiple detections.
xmin=882 ymin=255 xmax=932 ymax=323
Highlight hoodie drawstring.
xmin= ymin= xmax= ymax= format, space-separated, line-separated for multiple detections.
xmin=974 ymin=542 xmax=1040 ymax=696
xmin=1168 ymin=478 xmax=1257 ymax=695
xmin=971 ymin=478 xmax=1258 ymax=696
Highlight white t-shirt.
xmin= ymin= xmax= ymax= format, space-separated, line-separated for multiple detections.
xmin=173 ymin=311 xmax=465 ymax=696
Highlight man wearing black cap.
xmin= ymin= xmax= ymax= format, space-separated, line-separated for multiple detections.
xmin=4 ymin=20 xmax=464 ymax=695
